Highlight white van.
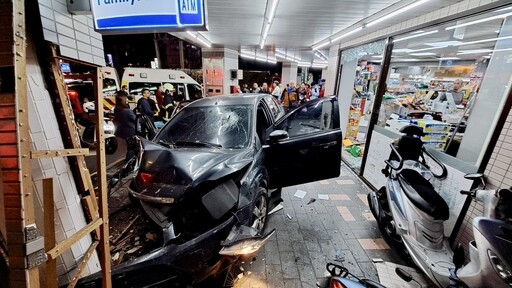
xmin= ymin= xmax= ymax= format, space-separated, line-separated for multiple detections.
xmin=121 ymin=68 xmax=203 ymax=104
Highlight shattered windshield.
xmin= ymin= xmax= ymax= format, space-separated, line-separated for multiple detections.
xmin=156 ymin=104 xmax=252 ymax=149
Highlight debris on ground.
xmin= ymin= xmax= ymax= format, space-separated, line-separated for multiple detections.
xmin=286 ymin=214 xmax=292 ymax=220
xmin=307 ymin=198 xmax=316 ymax=205
xmin=293 ymin=190 xmax=307 ymax=199
xmin=112 ymin=215 xmax=140 ymax=245
xmin=294 ymin=256 xmax=300 ymax=262
xmin=317 ymin=194 xmax=329 ymax=200
xmin=268 ymin=203 xmax=284 ymax=215
xmin=335 ymin=250 xmax=344 ymax=262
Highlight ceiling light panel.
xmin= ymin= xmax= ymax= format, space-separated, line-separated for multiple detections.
xmin=394 ymin=30 xmax=438 ymax=43
xmin=367 ymin=0 xmax=432 ymax=27
xmin=445 ymin=12 xmax=512 ymax=30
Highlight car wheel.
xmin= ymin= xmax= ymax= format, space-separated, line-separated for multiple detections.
xmin=251 ymin=187 xmax=268 ymax=235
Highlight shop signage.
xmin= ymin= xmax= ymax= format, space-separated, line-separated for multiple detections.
xmin=91 ymin=0 xmax=206 ymax=34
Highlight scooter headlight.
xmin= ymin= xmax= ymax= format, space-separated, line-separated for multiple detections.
xmin=488 ymin=250 xmax=512 ymax=285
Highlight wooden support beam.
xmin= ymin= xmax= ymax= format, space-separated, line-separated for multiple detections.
xmin=66 ymin=241 xmax=99 ymax=288
xmin=94 ymin=67 xmax=112 ymax=287
xmin=30 ymin=149 xmax=89 ymax=159
xmin=43 ymin=179 xmax=57 ymax=288
xmin=81 ymin=196 xmax=100 ymax=238
xmin=46 ymin=218 xmax=103 ymax=261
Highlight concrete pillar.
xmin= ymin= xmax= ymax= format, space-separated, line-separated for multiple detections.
xmin=281 ymin=62 xmax=298 ymax=85
xmin=338 ymin=58 xmax=358 ymax=137
xmin=202 ymin=48 xmax=239 ymax=96
xmin=324 ymin=46 xmax=340 ymax=96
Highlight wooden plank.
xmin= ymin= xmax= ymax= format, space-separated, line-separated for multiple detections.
xmin=30 ymin=148 xmax=89 ymax=159
xmin=67 ymin=241 xmax=99 ymax=288
xmin=94 ymin=67 xmax=112 ymax=288
xmin=46 ymin=218 xmax=103 ymax=260
xmin=43 ymin=179 xmax=57 ymax=288
xmin=81 ymin=196 xmax=100 ymax=238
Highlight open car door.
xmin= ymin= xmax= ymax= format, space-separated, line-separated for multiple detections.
xmin=266 ymin=96 xmax=342 ymax=188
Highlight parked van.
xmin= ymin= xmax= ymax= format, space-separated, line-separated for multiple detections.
xmin=121 ymin=68 xmax=203 ymax=104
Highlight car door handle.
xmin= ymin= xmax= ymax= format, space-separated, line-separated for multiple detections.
xmin=312 ymin=141 xmax=337 ymax=148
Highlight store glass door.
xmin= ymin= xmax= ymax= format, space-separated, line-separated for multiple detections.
xmin=338 ymin=40 xmax=386 ymax=173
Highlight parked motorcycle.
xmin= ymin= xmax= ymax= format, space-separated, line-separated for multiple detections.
xmin=76 ymin=110 xmax=118 ymax=155
xmin=325 ymin=262 xmax=386 ymax=288
xmin=368 ymin=125 xmax=512 ymax=288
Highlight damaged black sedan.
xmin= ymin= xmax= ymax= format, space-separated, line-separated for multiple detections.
xmin=78 ymin=94 xmax=342 ymax=287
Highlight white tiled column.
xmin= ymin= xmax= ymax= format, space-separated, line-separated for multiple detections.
xmin=26 ymin=38 xmax=100 ymax=285
xmin=202 ymin=48 xmax=239 ymax=95
xmin=281 ymin=62 xmax=298 ymax=86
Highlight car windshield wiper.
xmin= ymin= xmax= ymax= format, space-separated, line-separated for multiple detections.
xmin=175 ymin=140 xmax=222 ymax=148
xmin=157 ymin=139 xmax=175 ymax=148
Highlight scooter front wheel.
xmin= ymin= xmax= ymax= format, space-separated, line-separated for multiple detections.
xmin=105 ymin=137 xmax=118 ymax=155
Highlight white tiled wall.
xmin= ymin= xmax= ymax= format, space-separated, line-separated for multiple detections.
xmin=26 ymin=37 xmax=100 ymax=285
xmin=224 ymin=48 xmax=239 ymax=94
xmin=324 ymin=46 xmax=339 ymax=96
xmin=38 ymin=0 xmax=105 ymax=66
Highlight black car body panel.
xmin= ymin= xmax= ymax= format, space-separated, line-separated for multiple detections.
xmin=77 ymin=94 xmax=342 ymax=286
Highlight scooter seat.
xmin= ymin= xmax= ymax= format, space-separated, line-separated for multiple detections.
xmin=399 ymin=169 xmax=449 ymax=221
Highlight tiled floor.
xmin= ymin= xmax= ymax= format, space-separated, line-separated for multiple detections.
xmin=232 ymin=163 xmax=412 ymax=287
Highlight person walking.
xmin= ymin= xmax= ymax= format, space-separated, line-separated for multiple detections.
xmin=113 ymin=93 xmax=136 ymax=162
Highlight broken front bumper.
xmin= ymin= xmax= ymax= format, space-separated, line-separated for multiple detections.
xmin=76 ymin=214 xmax=238 ymax=287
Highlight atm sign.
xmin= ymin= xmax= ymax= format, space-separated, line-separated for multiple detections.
xmin=181 ymin=0 xmax=198 ymax=14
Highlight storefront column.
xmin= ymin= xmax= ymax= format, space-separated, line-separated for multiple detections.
xmin=324 ymin=46 xmax=340 ymax=95
xmin=202 ymin=48 xmax=239 ymax=96
xmin=281 ymin=62 xmax=298 ymax=85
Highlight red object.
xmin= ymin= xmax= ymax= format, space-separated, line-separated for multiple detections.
xmin=155 ymin=89 xmax=164 ymax=109
xmin=67 ymin=90 xmax=83 ymax=114
xmin=319 ymin=89 xmax=325 ymax=98
xmin=137 ymin=172 xmax=154 ymax=187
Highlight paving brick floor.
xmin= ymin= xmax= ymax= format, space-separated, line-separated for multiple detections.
xmin=233 ymin=163 xmax=409 ymax=288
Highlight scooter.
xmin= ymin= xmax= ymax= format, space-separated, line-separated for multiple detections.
xmin=368 ymin=125 xmax=512 ymax=288
xmin=76 ymin=110 xmax=118 ymax=155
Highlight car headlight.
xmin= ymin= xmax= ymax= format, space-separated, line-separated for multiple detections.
xmin=488 ymin=250 xmax=512 ymax=285
xmin=219 ymin=229 xmax=275 ymax=256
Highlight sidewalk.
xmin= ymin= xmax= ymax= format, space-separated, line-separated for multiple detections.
xmin=233 ymin=163 xmax=410 ymax=287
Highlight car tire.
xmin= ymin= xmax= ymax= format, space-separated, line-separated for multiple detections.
xmin=250 ymin=186 xmax=269 ymax=235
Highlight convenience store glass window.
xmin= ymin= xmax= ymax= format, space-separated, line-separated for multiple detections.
xmin=339 ymin=40 xmax=386 ymax=173
xmin=379 ymin=6 xmax=512 ymax=166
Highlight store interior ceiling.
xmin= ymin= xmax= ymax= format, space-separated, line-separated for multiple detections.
xmin=355 ymin=6 xmax=511 ymax=66
xmin=170 ymin=0 xmax=509 ymax=65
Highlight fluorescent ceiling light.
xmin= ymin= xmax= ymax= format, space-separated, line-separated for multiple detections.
xmin=408 ymin=46 xmax=446 ymax=53
xmin=240 ymin=54 xmax=255 ymax=59
xmin=458 ymin=35 xmax=512 ymax=46
xmin=367 ymin=0 xmax=432 ymax=27
xmin=393 ymin=48 xmax=413 ymax=53
xmin=267 ymin=59 xmax=277 ymax=64
xmin=275 ymin=53 xmax=286 ymax=59
xmin=394 ymin=30 xmax=438 ymax=43
xmin=196 ymin=37 xmax=211 ymax=48
xmin=497 ymin=6 xmax=512 ymax=12
xmin=425 ymin=40 xmax=463 ymax=47
xmin=392 ymin=58 xmax=421 ymax=62
xmin=268 ymin=0 xmax=279 ymax=23
xmin=409 ymin=52 xmax=437 ymax=56
xmin=495 ymin=30 xmax=501 ymax=33
xmin=255 ymin=56 xmax=267 ymax=62
xmin=457 ymin=49 xmax=493 ymax=55
xmin=263 ymin=23 xmax=271 ymax=40
xmin=331 ymin=27 xmax=363 ymax=42
xmin=438 ymin=57 xmax=459 ymax=60
xmin=298 ymin=62 xmax=311 ymax=67
xmin=445 ymin=12 xmax=512 ymax=30
xmin=186 ymin=31 xmax=197 ymax=38
xmin=260 ymin=38 xmax=265 ymax=49
xmin=312 ymin=40 xmax=330 ymax=50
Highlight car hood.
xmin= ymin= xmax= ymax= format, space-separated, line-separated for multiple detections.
xmin=134 ymin=138 xmax=254 ymax=199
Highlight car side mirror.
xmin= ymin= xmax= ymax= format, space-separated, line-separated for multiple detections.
xmin=269 ymin=130 xmax=289 ymax=143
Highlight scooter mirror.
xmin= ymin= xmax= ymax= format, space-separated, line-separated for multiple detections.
xmin=395 ymin=268 xmax=413 ymax=282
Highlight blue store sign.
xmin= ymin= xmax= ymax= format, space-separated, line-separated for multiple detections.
xmin=91 ymin=0 xmax=207 ymax=34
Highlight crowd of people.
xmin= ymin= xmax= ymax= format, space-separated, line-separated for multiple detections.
xmin=237 ymin=80 xmax=326 ymax=111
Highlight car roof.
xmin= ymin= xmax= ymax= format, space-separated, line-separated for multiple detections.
xmin=186 ymin=94 xmax=272 ymax=107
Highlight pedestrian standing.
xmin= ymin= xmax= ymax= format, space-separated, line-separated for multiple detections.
xmin=114 ymin=93 xmax=136 ymax=162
